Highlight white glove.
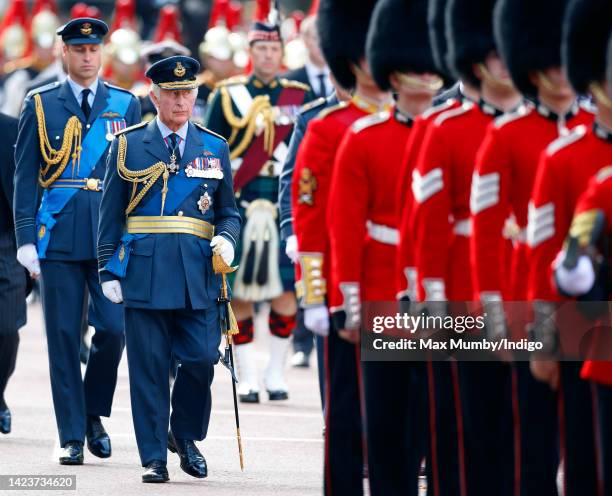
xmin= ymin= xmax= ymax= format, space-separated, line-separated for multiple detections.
xmin=554 ymin=252 xmax=595 ymax=296
xmin=16 ymin=244 xmax=40 ymax=278
xmin=211 ymin=235 xmax=234 ymax=265
xmin=304 ymin=305 xmax=330 ymax=337
xmin=102 ymin=280 xmax=123 ymax=304
xmin=285 ymin=234 xmax=298 ymax=264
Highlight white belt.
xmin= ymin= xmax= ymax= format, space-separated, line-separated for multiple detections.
xmin=367 ymin=221 xmax=399 ymax=245
xmin=453 ymin=219 xmax=472 ymax=236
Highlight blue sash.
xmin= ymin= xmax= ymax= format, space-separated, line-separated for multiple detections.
xmin=36 ymin=89 xmax=133 ymax=258
xmin=106 ymin=128 xmax=213 ymax=277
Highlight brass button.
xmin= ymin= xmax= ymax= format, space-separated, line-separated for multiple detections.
xmin=85 ymin=178 xmax=99 ymax=191
xmin=178 ymin=211 xmax=184 ymax=216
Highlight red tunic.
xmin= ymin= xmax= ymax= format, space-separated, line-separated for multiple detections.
xmin=527 ymin=123 xmax=612 ymax=302
xmin=327 ymin=109 xmax=414 ymax=315
xmin=471 ymin=102 xmax=593 ymax=301
xmin=412 ymin=100 xmax=500 ymax=301
xmin=395 ymin=98 xmax=459 ymax=299
xmin=569 ymin=166 xmax=612 ymax=386
xmin=292 ymin=96 xmax=378 ymax=308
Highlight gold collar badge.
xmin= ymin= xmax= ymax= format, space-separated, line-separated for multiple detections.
xmin=174 ymin=62 xmax=186 ymax=77
xmin=80 ymin=23 xmax=92 ymax=35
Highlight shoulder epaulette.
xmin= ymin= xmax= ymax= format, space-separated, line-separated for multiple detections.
xmin=300 ymin=97 xmax=326 ymax=114
xmin=103 ymin=81 xmax=135 ymax=95
xmin=546 ymin=125 xmax=587 ymax=156
xmin=494 ymin=104 xmax=532 ymax=129
xmin=596 ymin=166 xmax=612 ymax=183
xmin=316 ymin=101 xmax=349 ymax=119
xmin=434 ymin=101 xmax=473 ymax=126
xmin=194 ymin=122 xmax=227 ymax=142
xmin=422 ymin=98 xmax=456 ymax=119
xmin=580 ymin=100 xmax=597 ymax=114
xmin=115 ymin=121 xmax=147 ymax=135
xmin=25 ymin=81 xmax=60 ymax=99
xmin=351 ymin=111 xmax=390 ymax=133
xmin=279 ymin=78 xmax=310 ymax=92
xmin=214 ymin=75 xmax=249 ymax=89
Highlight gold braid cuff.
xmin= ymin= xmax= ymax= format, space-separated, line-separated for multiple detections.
xmin=34 ymin=93 xmax=83 ymax=188
xmin=219 ymin=86 xmax=276 ymax=160
xmin=297 ymin=252 xmax=327 ymax=307
xmin=116 ymin=134 xmax=170 ymax=216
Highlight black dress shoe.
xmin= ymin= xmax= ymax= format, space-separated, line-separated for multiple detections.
xmin=86 ymin=415 xmax=111 ymax=458
xmin=238 ymin=390 xmax=260 ymax=403
xmin=59 ymin=441 xmax=84 ymax=465
xmin=267 ymin=389 xmax=289 ymax=401
xmin=167 ymin=431 xmax=207 ymax=478
xmin=142 ymin=460 xmax=169 ymax=483
xmin=0 ymin=409 xmax=11 ymax=434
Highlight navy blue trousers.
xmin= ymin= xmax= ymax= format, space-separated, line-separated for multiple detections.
xmin=124 ymin=305 xmax=221 ymax=466
xmin=40 ymin=259 xmax=124 ymax=446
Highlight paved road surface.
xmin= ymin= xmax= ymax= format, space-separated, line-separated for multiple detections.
xmin=1 ymin=302 xmax=324 ymax=495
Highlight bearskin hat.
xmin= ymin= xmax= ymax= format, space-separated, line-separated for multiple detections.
xmin=494 ymin=0 xmax=568 ymax=99
xmin=446 ymin=0 xmax=497 ymax=88
xmin=366 ymin=0 xmax=438 ymax=91
xmin=428 ymin=0 xmax=453 ymax=78
xmin=562 ymin=0 xmax=612 ymax=94
xmin=317 ymin=0 xmax=378 ymax=90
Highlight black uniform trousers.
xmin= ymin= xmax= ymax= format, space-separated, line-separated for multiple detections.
xmin=427 ymin=360 xmax=464 ymax=496
xmin=124 ymin=305 xmax=221 ymax=466
xmin=558 ymin=362 xmax=598 ymax=496
xmin=596 ymin=383 xmax=612 ymax=496
xmin=324 ymin=327 xmax=364 ymax=496
xmin=514 ymin=361 xmax=559 ymax=496
xmin=458 ymin=361 xmax=515 ymax=496
xmin=363 ymin=360 xmax=428 ymax=496
xmin=40 ymin=259 xmax=124 ymax=446
xmin=0 ymin=333 xmax=19 ymax=410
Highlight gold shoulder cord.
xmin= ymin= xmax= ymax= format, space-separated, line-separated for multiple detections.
xmin=220 ymin=86 xmax=276 ymax=160
xmin=116 ymin=134 xmax=169 ymax=216
xmin=34 ymin=94 xmax=83 ymax=188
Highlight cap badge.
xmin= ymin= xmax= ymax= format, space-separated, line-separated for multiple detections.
xmin=174 ymin=62 xmax=186 ymax=77
xmin=80 ymin=23 xmax=92 ymax=35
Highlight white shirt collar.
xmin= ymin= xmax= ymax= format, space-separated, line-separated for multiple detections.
xmin=156 ymin=116 xmax=189 ymax=141
xmin=304 ymin=61 xmax=329 ymax=81
xmin=67 ymin=76 xmax=98 ymax=99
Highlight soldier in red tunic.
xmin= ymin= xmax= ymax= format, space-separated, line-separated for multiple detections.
xmin=291 ymin=1 xmax=390 ymax=494
xmin=526 ymin=1 xmax=612 ymax=494
xmin=326 ymin=0 xmax=443 ymax=494
xmin=411 ymin=0 xmax=522 ymax=493
xmin=469 ymin=1 xmax=594 ymax=493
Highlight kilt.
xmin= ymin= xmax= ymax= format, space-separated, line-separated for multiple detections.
xmin=230 ymin=175 xmax=294 ymax=294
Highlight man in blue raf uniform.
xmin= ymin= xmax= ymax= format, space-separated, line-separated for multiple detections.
xmin=97 ymin=55 xmax=240 ymax=483
xmin=13 ymin=18 xmax=141 ymax=465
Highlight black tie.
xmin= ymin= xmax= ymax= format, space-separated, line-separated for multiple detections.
xmin=81 ymin=89 xmax=91 ymax=120
xmin=317 ymin=73 xmax=327 ymax=98
xmin=168 ymin=133 xmax=181 ymax=162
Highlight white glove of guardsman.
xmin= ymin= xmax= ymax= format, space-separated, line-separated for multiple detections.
xmin=16 ymin=243 xmax=41 ymax=279
xmin=102 ymin=280 xmax=124 ymax=304
xmin=304 ymin=304 xmax=330 ymax=337
xmin=211 ymin=235 xmax=235 ymax=265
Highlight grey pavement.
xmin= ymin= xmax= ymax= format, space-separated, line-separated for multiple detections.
xmin=1 ymin=302 xmax=324 ymax=495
